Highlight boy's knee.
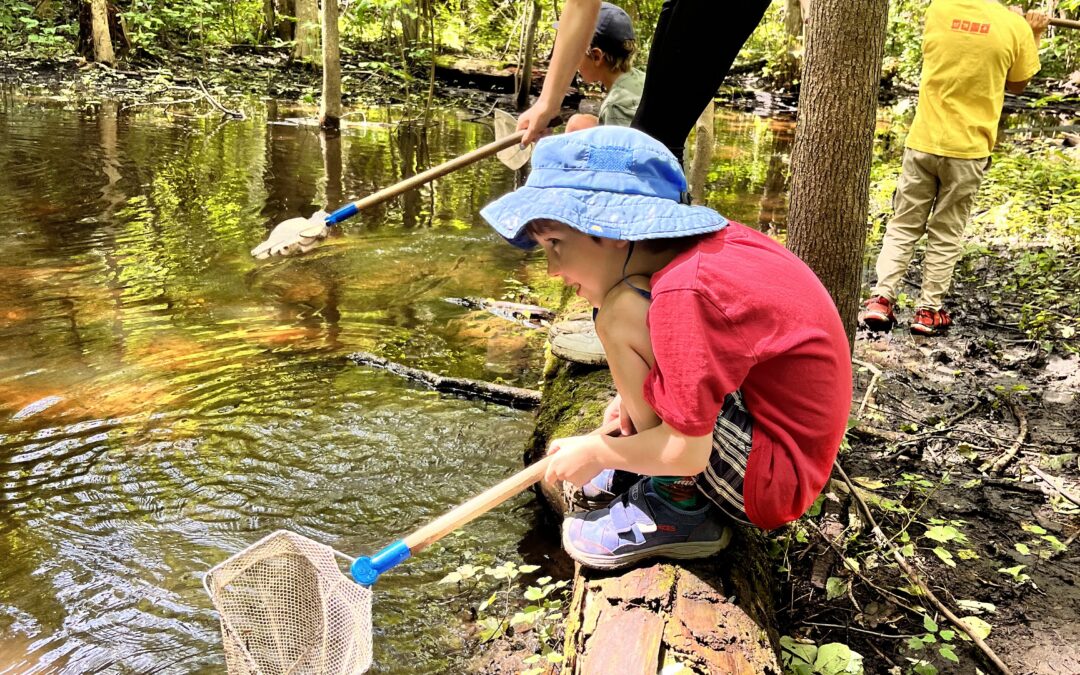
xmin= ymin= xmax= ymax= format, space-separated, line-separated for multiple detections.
xmin=566 ymin=114 xmax=600 ymax=133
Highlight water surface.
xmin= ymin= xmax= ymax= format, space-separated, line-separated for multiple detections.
xmin=0 ymin=95 xmax=801 ymax=674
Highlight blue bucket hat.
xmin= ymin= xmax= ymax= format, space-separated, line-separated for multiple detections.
xmin=480 ymin=126 xmax=728 ymax=250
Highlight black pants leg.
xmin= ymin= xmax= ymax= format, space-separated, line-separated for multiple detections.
xmin=631 ymin=0 xmax=773 ymax=160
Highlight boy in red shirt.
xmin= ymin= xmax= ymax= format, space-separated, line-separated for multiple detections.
xmin=481 ymin=126 xmax=852 ymax=569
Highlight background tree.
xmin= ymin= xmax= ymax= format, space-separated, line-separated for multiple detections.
xmin=293 ymin=0 xmax=319 ymax=62
xmin=320 ymin=0 xmax=342 ymax=129
xmin=515 ymin=0 xmax=542 ymax=111
xmin=786 ymin=0 xmax=889 ymax=346
xmin=88 ymin=0 xmax=114 ymax=64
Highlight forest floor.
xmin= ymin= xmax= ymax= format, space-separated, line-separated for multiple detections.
xmin=2 ymin=48 xmax=1078 ymax=675
xmin=781 ymin=261 xmax=1080 ymax=674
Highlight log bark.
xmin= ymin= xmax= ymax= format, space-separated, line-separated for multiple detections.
xmin=516 ymin=361 xmax=781 ymax=674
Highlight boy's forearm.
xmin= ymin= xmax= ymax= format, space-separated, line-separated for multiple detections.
xmin=537 ymin=0 xmax=602 ymax=110
xmin=590 ymin=422 xmax=712 ymax=477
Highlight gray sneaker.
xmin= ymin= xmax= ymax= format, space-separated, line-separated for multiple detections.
xmin=563 ymin=468 xmax=641 ymax=510
xmin=562 ymin=478 xmax=732 ymax=570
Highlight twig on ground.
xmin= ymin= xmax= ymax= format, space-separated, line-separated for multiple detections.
xmin=809 ymin=519 xmax=921 ymax=616
xmin=801 ymin=621 xmax=920 ymax=640
xmin=980 ymin=398 xmax=1028 ymax=475
xmin=834 ymin=461 xmax=1015 ymax=675
xmin=1028 ymin=465 xmax=1080 ymax=509
xmin=852 ymin=358 xmax=883 ymax=419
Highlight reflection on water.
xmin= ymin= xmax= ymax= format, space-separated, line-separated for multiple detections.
xmin=0 ymin=95 xmax=800 ymax=673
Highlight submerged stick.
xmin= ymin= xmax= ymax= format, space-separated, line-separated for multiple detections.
xmin=347 ymin=352 xmax=541 ymax=409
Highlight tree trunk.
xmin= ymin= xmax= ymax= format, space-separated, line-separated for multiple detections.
xmin=515 ymin=0 xmax=542 ymax=111
xmin=784 ymin=0 xmax=804 ymax=36
xmin=293 ymin=0 xmax=320 ymax=62
xmin=786 ymin=0 xmax=888 ymax=346
xmin=688 ymin=101 xmax=714 ymax=204
xmin=89 ymin=0 xmax=115 ymax=65
xmin=277 ymin=0 xmax=296 ymax=41
xmin=261 ymin=0 xmax=276 ymax=42
xmin=319 ymin=0 xmax=342 ymax=128
xmin=492 ymin=361 xmax=781 ymax=675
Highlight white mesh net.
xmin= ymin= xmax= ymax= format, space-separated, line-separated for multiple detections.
xmin=204 ymin=530 xmax=373 ymax=675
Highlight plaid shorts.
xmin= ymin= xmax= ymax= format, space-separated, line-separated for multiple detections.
xmin=695 ymin=390 xmax=754 ymax=526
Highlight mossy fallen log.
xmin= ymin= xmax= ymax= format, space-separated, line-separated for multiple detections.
xmin=515 ymin=359 xmax=782 ymax=674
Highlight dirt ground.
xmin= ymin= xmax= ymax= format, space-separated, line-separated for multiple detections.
xmin=780 ymin=255 xmax=1080 ymax=674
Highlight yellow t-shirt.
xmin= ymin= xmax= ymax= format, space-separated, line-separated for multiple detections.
xmin=905 ymin=0 xmax=1040 ymax=159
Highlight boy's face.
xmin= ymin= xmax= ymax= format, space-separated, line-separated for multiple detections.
xmin=576 ymin=48 xmax=604 ymax=85
xmin=530 ymin=220 xmax=628 ymax=307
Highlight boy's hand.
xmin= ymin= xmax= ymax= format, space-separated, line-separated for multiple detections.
xmin=603 ymin=394 xmax=636 ymax=436
xmin=544 ymin=434 xmax=603 ymax=486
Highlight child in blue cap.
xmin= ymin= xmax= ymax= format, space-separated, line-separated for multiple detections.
xmin=561 ymin=2 xmax=644 ymax=132
xmin=481 ymin=127 xmax=852 ymax=569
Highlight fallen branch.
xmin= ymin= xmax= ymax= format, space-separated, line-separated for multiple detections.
xmin=834 ymin=461 xmax=1014 ymax=675
xmin=1028 ymin=465 xmax=1080 ymax=509
xmin=852 ymin=357 xmax=882 ymax=419
xmin=118 ymin=82 xmax=245 ymax=119
xmin=980 ymin=398 xmax=1028 ymax=475
xmin=196 ymin=77 xmax=246 ymax=119
xmin=346 ymin=352 xmax=541 ymax=409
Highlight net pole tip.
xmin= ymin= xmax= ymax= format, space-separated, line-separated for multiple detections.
xmin=351 ymin=540 xmax=411 ymax=586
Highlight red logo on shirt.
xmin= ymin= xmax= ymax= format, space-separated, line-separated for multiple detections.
xmin=951 ymin=17 xmax=990 ymax=34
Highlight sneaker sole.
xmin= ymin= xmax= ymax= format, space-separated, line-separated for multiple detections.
xmin=561 ymin=523 xmax=732 ymax=570
xmin=860 ymin=311 xmax=895 ymax=332
xmin=909 ymin=324 xmax=947 ymax=336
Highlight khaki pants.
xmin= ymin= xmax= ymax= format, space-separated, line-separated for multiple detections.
xmin=872 ymin=149 xmax=989 ymax=310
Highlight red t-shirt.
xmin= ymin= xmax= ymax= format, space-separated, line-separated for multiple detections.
xmin=643 ymin=223 xmax=852 ymax=530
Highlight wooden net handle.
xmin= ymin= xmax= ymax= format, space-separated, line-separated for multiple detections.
xmin=403 ymin=418 xmax=621 ymax=554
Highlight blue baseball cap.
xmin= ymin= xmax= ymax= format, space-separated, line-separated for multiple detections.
xmin=555 ymin=2 xmax=636 ymax=56
xmin=480 ymin=126 xmax=728 ymax=250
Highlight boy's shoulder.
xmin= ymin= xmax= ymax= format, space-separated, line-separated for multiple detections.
xmin=653 ymin=223 xmax=816 ymax=301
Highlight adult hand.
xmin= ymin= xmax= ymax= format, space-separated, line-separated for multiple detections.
xmin=516 ymin=98 xmax=562 ymax=145
xmin=251 ymin=210 xmax=329 ymax=259
xmin=1025 ymin=10 xmax=1050 ymax=36
xmin=544 ymin=434 xmax=604 ymax=486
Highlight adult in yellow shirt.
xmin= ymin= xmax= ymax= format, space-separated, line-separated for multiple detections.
xmin=861 ymin=1 xmax=1049 ymax=336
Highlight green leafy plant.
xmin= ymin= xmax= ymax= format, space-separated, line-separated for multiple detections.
xmin=780 ymin=636 xmax=865 ymax=675
xmin=439 ymin=558 xmax=569 ymax=664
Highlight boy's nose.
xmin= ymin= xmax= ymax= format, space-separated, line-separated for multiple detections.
xmin=545 ymin=258 xmax=560 ymax=278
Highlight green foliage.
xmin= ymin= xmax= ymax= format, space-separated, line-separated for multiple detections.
xmin=125 ymin=0 xmax=267 ymax=58
xmin=438 ymin=557 xmax=568 ymax=661
xmin=780 ymin=636 xmax=865 ymax=675
xmin=0 ymin=1 xmax=76 ymax=55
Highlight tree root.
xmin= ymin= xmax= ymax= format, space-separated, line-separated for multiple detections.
xmin=980 ymin=398 xmax=1028 ymax=475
